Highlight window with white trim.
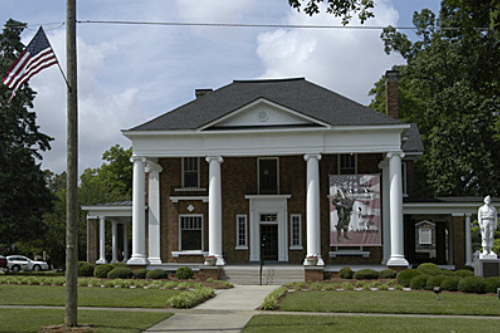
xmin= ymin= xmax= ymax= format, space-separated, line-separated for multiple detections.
xmin=179 ymin=215 xmax=203 ymax=251
xmin=290 ymin=214 xmax=302 ymax=249
xmin=338 ymin=154 xmax=357 ymax=174
xmin=235 ymin=215 xmax=248 ymax=249
xmin=183 ymin=157 xmax=199 ymax=188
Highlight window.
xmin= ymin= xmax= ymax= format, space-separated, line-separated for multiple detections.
xmin=290 ymin=214 xmax=302 ymax=249
xmin=179 ymin=215 xmax=203 ymax=250
xmin=258 ymin=158 xmax=279 ymax=194
xmin=338 ymin=154 xmax=357 ymax=174
xmin=235 ymin=215 xmax=248 ymax=249
xmin=183 ymin=157 xmax=199 ymax=188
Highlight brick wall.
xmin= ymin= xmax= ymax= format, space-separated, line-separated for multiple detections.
xmin=453 ymin=215 xmax=465 ymax=269
xmin=87 ymin=218 xmax=98 ymax=265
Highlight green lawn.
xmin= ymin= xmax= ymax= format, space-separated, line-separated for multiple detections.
xmin=279 ymin=290 xmax=500 ymax=316
xmin=242 ymin=314 xmax=500 ymax=333
xmin=0 ymin=284 xmax=182 ymax=308
xmin=0 ymin=308 xmax=172 ymax=333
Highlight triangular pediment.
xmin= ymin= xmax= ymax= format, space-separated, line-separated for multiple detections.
xmin=200 ymin=98 xmax=329 ymax=131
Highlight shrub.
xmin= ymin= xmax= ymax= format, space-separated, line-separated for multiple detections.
xmin=410 ymin=274 xmax=430 ymax=290
xmin=133 ymin=269 xmax=148 ymax=279
xmin=107 ymin=267 xmax=133 ymax=280
xmin=146 ymin=269 xmax=169 ymax=280
xmin=353 ymin=269 xmax=379 ymax=280
xmin=167 ymin=287 xmax=215 ymax=309
xmin=260 ymin=287 xmax=287 ymax=310
xmin=462 ymin=265 xmax=474 ymax=272
xmin=94 ymin=264 xmax=113 ymax=279
xmin=425 ymin=275 xmax=448 ymax=290
xmin=484 ymin=277 xmax=500 ymax=294
xmin=455 ymin=269 xmax=474 ymax=278
xmin=176 ymin=267 xmax=194 ymax=280
xmin=397 ymin=269 xmax=421 ymax=287
xmin=417 ymin=263 xmax=442 ymax=276
xmin=78 ymin=261 xmax=94 ymax=277
xmin=339 ymin=267 xmax=354 ymax=279
xmin=111 ymin=262 xmax=128 ymax=269
xmin=440 ymin=276 xmax=461 ymax=291
xmin=458 ymin=276 xmax=486 ymax=294
xmin=379 ymin=269 xmax=397 ymax=279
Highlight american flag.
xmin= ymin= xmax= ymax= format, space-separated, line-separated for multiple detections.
xmin=2 ymin=27 xmax=58 ymax=102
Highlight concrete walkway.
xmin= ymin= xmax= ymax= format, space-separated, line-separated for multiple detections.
xmin=144 ymin=285 xmax=278 ymax=333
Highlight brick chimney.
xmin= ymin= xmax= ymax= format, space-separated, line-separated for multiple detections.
xmin=195 ymin=88 xmax=213 ymax=98
xmin=385 ymin=70 xmax=399 ymax=119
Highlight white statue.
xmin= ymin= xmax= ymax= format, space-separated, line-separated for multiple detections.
xmin=478 ymin=196 xmax=498 ymax=258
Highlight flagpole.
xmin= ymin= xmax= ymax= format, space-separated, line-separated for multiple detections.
xmin=65 ymin=0 xmax=78 ymax=327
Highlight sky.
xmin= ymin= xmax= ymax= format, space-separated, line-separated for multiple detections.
xmin=1 ymin=0 xmax=441 ymax=175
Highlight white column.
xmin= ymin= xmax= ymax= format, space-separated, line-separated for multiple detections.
xmin=96 ymin=216 xmax=106 ymax=264
xmin=122 ymin=223 xmax=129 ymax=262
xmin=111 ymin=221 xmax=118 ymax=263
xmin=146 ymin=160 xmax=163 ymax=265
xmin=127 ymin=156 xmax=148 ymax=265
xmin=386 ymin=152 xmax=409 ymax=267
xmin=303 ymin=153 xmax=324 ymax=266
xmin=206 ymin=156 xmax=225 ymax=265
xmin=378 ymin=159 xmax=391 ymax=264
xmin=465 ymin=213 xmax=472 ymax=266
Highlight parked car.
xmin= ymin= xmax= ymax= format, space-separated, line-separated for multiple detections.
xmin=6 ymin=255 xmax=49 ymax=272
xmin=0 ymin=255 xmax=7 ymax=272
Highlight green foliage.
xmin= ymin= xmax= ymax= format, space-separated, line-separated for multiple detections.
xmin=94 ymin=264 xmax=113 ymax=279
xmin=416 ymin=263 xmax=442 ymax=276
xmin=133 ymin=269 xmax=148 ymax=279
xmin=410 ymin=274 xmax=430 ymax=290
xmin=111 ymin=262 xmax=128 ymax=269
xmin=0 ymin=20 xmax=54 ymax=246
xmin=440 ymin=276 xmax=461 ymax=292
xmin=107 ymin=267 xmax=133 ymax=279
xmin=260 ymin=287 xmax=287 ymax=310
xmin=175 ymin=266 xmax=194 ymax=280
xmin=379 ymin=269 xmax=397 ymax=279
xmin=338 ymin=267 xmax=354 ymax=279
xmin=458 ymin=276 xmax=486 ymax=294
xmin=353 ymin=269 xmax=379 ymax=280
xmin=146 ymin=269 xmax=169 ymax=280
xmin=484 ymin=277 xmax=500 ymax=294
xmin=287 ymin=0 xmax=374 ymax=25
xmin=77 ymin=261 xmax=94 ymax=277
xmin=425 ymin=275 xmax=448 ymax=290
xmin=397 ymin=269 xmax=421 ymax=287
xmin=167 ymin=287 xmax=214 ymax=309
xmin=455 ymin=269 xmax=474 ymax=278
xmin=462 ymin=265 xmax=474 ymax=272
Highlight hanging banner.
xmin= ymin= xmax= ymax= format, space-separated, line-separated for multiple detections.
xmin=329 ymin=174 xmax=382 ymax=246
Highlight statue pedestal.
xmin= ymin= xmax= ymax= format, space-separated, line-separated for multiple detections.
xmin=474 ymin=258 xmax=500 ymax=278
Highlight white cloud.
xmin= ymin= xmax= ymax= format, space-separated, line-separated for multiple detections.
xmin=256 ymin=0 xmax=404 ymax=104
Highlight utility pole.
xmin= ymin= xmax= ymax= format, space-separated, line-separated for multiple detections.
xmin=65 ymin=0 xmax=78 ymax=327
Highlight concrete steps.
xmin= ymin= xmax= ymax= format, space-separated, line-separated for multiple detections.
xmin=221 ymin=265 xmax=304 ymax=285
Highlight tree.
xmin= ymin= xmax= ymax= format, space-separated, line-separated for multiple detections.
xmin=287 ymin=0 xmax=374 ymax=24
xmin=371 ymin=2 xmax=500 ymax=197
xmin=0 ymin=19 xmax=54 ymax=245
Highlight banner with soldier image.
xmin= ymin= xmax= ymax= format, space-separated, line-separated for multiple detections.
xmin=329 ymin=174 xmax=382 ymax=246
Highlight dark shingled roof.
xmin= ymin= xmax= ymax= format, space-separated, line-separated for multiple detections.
xmin=128 ymin=78 xmax=404 ymax=131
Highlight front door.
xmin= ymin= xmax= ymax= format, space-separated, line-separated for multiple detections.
xmin=261 ymin=224 xmax=279 ymax=261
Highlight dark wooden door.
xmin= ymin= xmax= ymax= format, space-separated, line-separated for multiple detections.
xmin=261 ymin=224 xmax=279 ymax=261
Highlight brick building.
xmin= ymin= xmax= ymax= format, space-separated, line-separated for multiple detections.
xmin=83 ymin=70 xmax=484 ymax=275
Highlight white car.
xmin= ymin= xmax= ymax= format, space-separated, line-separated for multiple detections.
xmin=6 ymin=255 xmax=49 ymax=272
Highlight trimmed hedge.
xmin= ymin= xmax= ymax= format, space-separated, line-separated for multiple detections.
xmin=133 ymin=269 xmax=148 ymax=279
xmin=397 ymin=269 xmax=420 ymax=287
xmin=455 ymin=269 xmax=474 ymax=278
xmin=78 ymin=261 xmax=94 ymax=277
xmin=425 ymin=275 xmax=448 ymax=290
xmin=379 ymin=269 xmax=397 ymax=279
xmin=146 ymin=269 xmax=169 ymax=280
xmin=410 ymin=274 xmax=429 ymax=290
xmin=440 ymin=276 xmax=461 ymax=291
xmin=111 ymin=262 xmax=128 ymax=269
xmin=484 ymin=277 xmax=500 ymax=294
xmin=339 ymin=267 xmax=354 ymax=279
xmin=417 ymin=263 xmax=443 ymax=276
xmin=107 ymin=267 xmax=133 ymax=279
xmin=353 ymin=269 xmax=379 ymax=280
xmin=176 ymin=267 xmax=194 ymax=280
xmin=458 ymin=276 xmax=486 ymax=294
xmin=94 ymin=264 xmax=114 ymax=279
